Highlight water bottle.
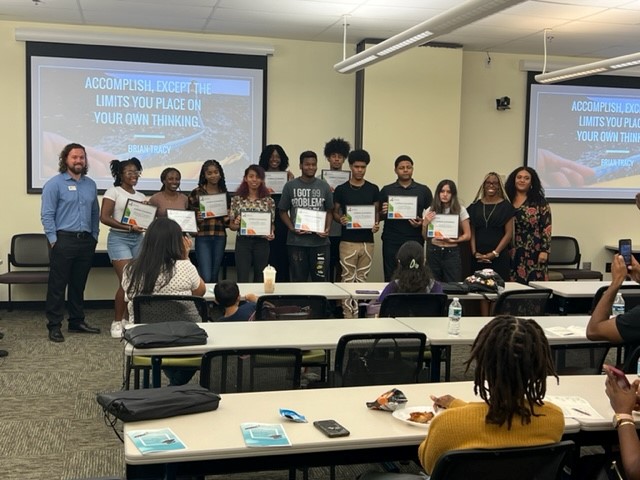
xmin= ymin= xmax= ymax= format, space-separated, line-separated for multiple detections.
xmin=612 ymin=292 xmax=625 ymax=317
xmin=448 ymin=297 xmax=462 ymax=336
xmin=637 ymin=357 xmax=640 ymax=378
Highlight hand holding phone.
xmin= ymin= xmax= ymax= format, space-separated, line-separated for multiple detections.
xmin=619 ymin=239 xmax=633 ymax=267
xmin=605 ymin=364 xmax=631 ymax=389
xmin=313 ymin=419 xmax=350 ymax=438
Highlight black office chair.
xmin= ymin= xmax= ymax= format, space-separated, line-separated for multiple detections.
xmin=125 ymin=295 xmax=211 ymax=389
xmin=551 ymin=343 xmax=610 ymax=375
xmin=378 ymin=293 xmax=449 ymax=381
xmin=358 ymin=441 xmax=574 ymax=480
xmin=200 ymin=348 xmax=302 ymax=393
xmin=333 ymin=332 xmax=427 ymax=387
xmin=255 ymin=294 xmax=333 ymax=382
xmin=430 ymin=440 xmax=574 ymax=480
xmin=591 ymin=285 xmax=640 ymax=314
xmin=256 ymin=294 xmax=333 ymax=320
xmin=378 ymin=293 xmax=448 ymax=317
xmin=548 ymin=236 xmax=602 ymax=281
xmin=0 ymin=233 xmax=50 ymax=311
xmin=492 ymin=288 xmax=553 ymax=316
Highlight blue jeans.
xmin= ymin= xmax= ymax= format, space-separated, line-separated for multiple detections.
xmin=195 ymin=235 xmax=227 ymax=283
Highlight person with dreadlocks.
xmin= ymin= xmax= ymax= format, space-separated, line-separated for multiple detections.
xmin=418 ymin=315 xmax=564 ymax=475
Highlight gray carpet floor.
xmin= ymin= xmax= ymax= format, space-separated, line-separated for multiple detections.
xmin=0 ymin=308 xmax=476 ymax=480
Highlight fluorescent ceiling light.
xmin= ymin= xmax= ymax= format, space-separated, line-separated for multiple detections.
xmin=334 ymin=0 xmax=527 ymax=74
xmin=535 ymin=52 xmax=640 ymax=84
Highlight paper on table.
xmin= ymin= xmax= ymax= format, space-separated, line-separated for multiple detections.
xmin=544 ymin=326 xmax=585 ymax=337
xmin=545 ymin=395 xmax=604 ymax=420
xmin=128 ymin=428 xmax=186 ymax=454
xmin=241 ymin=423 xmax=291 ymax=447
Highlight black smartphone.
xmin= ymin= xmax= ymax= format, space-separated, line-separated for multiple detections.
xmin=619 ymin=239 xmax=633 ymax=267
xmin=313 ymin=419 xmax=350 ymax=438
xmin=355 ymin=290 xmax=379 ymax=295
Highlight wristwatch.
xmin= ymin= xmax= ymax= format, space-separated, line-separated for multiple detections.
xmin=492 ymin=250 xmax=499 ymax=257
xmin=612 ymin=413 xmax=634 ymax=429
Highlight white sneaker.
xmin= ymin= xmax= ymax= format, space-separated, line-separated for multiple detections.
xmin=110 ymin=321 xmax=123 ymax=339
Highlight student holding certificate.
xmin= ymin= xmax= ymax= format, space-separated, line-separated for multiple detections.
xmin=332 ymin=149 xmax=380 ymax=318
xmin=148 ymin=167 xmax=188 ymax=217
xmin=258 ymin=144 xmax=293 ymax=282
xmin=278 ymin=151 xmax=334 ymax=282
xmin=422 ymin=180 xmax=471 ymax=282
xmin=379 ymin=155 xmax=433 ymax=281
xmin=229 ymin=165 xmax=275 ymax=282
xmin=99 ymin=158 xmax=146 ymax=337
xmin=188 ymin=160 xmax=230 ymax=283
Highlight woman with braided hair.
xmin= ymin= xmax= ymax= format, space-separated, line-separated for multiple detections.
xmin=420 ymin=315 xmax=564 ymax=475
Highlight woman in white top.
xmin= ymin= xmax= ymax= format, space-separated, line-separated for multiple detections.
xmin=122 ymin=217 xmax=206 ymax=385
xmin=100 ymin=158 xmax=146 ymax=333
xmin=423 ymin=179 xmax=471 ymax=282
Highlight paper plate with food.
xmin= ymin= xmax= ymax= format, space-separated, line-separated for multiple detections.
xmin=392 ymin=406 xmax=436 ymax=428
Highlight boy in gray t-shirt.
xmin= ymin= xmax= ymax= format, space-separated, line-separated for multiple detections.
xmin=278 ymin=151 xmax=333 ymax=281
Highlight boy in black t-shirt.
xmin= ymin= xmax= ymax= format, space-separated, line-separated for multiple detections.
xmin=332 ymin=149 xmax=380 ymax=317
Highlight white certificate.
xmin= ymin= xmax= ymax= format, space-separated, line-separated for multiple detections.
xmin=121 ymin=199 xmax=157 ymax=229
xmin=427 ymin=214 xmax=459 ymax=238
xmin=346 ymin=205 xmax=376 ymax=229
xmin=294 ymin=208 xmax=327 ymax=233
xmin=321 ymin=169 xmax=351 ymax=191
xmin=198 ymin=193 xmax=228 ymax=219
xmin=240 ymin=211 xmax=272 ymax=236
xmin=167 ymin=209 xmax=198 ymax=233
xmin=264 ymin=172 xmax=288 ymax=194
xmin=387 ymin=195 xmax=418 ymax=219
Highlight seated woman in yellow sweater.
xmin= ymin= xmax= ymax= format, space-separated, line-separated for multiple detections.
xmin=361 ymin=315 xmax=565 ymax=479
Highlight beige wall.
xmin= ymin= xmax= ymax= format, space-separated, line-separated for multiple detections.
xmin=0 ymin=21 xmax=630 ymax=302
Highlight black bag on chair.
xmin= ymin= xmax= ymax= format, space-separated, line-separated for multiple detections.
xmin=123 ymin=321 xmax=208 ymax=348
xmin=97 ymin=384 xmax=221 ymax=423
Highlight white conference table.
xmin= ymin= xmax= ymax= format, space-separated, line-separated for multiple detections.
xmin=396 ymin=316 xmax=606 ymax=381
xmin=337 ymin=281 xmax=533 ymax=301
xmin=125 ymin=379 xmax=590 ymax=479
xmin=205 ymin=282 xmax=351 ymax=301
xmin=529 ymin=280 xmax=638 ymax=314
xmin=125 ymin=318 xmax=414 ymax=387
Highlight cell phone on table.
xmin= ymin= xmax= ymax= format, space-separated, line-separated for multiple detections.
xmin=355 ymin=290 xmax=379 ymax=295
xmin=606 ymin=364 xmax=631 ymax=389
xmin=313 ymin=419 xmax=350 ymax=438
xmin=619 ymin=239 xmax=633 ymax=267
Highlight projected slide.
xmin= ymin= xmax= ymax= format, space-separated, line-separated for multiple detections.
xmin=30 ymin=56 xmax=263 ymax=192
xmin=527 ymin=84 xmax=640 ymax=201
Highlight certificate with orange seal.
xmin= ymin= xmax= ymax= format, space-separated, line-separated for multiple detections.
xmin=346 ymin=205 xmax=376 ymax=229
xmin=294 ymin=208 xmax=326 ymax=233
xmin=121 ymin=199 xmax=157 ymax=229
xmin=240 ymin=211 xmax=271 ymax=236
xmin=387 ymin=195 xmax=418 ymax=219
xmin=199 ymin=193 xmax=228 ymax=219
xmin=427 ymin=214 xmax=459 ymax=238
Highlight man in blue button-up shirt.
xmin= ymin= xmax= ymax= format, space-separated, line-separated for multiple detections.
xmin=41 ymin=143 xmax=100 ymax=342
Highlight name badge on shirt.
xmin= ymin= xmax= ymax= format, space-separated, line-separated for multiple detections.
xmin=68 ymin=185 xmax=77 ymax=191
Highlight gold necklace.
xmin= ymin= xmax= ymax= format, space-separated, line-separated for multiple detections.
xmin=482 ymin=201 xmax=498 ymax=227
